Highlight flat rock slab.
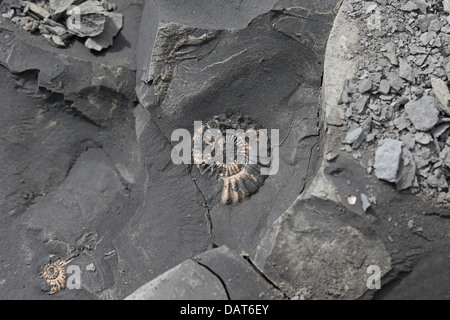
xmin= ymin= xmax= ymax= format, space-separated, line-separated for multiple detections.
xmin=135 ymin=0 xmax=338 ymax=258
xmin=112 ymin=113 xmax=211 ymax=291
xmin=125 ymin=260 xmax=228 ymax=300
xmin=405 ymin=96 xmax=440 ymax=131
xmin=253 ymin=197 xmax=391 ymax=299
xmin=194 ymin=246 xmax=284 ymax=300
xmin=26 ymin=148 xmax=125 ymax=243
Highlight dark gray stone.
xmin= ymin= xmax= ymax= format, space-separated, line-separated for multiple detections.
xmin=67 ymin=13 xmax=107 ymax=37
xmin=194 ymin=246 xmax=284 ymax=300
xmin=125 ymin=260 xmax=228 ymax=300
xmin=134 ymin=1 xmax=337 ymax=258
xmin=253 ymin=197 xmax=391 ymax=299
xmin=26 ymin=148 xmax=125 ymax=243
xmin=112 ymin=114 xmax=211 ymax=291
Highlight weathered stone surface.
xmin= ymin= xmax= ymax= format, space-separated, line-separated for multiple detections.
xmin=444 ymin=57 xmax=450 ymax=80
xmin=134 ymin=1 xmax=337 ymax=258
xmin=2 ymin=0 xmax=450 ymax=301
xmin=431 ymin=77 xmax=450 ymax=115
xmin=126 ymin=260 xmax=228 ymax=300
xmin=345 ymin=127 xmax=363 ymax=144
xmin=112 ymin=112 xmax=211 ymax=290
xmin=194 ymin=246 xmax=284 ymax=300
xmin=253 ymin=197 xmax=391 ymax=299
xmin=441 ymin=145 xmax=450 ymax=168
xmin=359 ymin=78 xmax=373 ymax=93
xmin=399 ymin=59 xmax=415 ymax=82
xmin=374 ymin=139 xmax=403 ymax=183
xmin=25 ymin=2 xmax=51 ymax=19
xmin=67 ymin=12 xmax=107 ymax=37
xmin=379 ymin=79 xmax=390 ymax=94
xmin=85 ymin=12 xmax=123 ymax=51
xmin=405 ymin=96 xmax=440 ymax=131
xmin=400 ymin=1 xmax=419 ymax=12
xmin=396 ymin=147 xmax=417 ymax=191
xmin=50 ymin=0 xmax=80 ymax=16
xmin=444 ymin=0 xmax=450 ymax=14
xmin=26 ymin=149 xmax=125 ymax=243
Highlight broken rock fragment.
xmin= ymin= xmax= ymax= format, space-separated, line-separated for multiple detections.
xmin=400 ymin=1 xmax=419 ymax=12
xmin=427 ymin=170 xmax=449 ymax=189
xmin=444 ymin=57 xmax=450 ymax=80
xmin=25 ymin=2 xmax=51 ymax=19
xmin=374 ymin=139 xmax=403 ymax=183
xmin=3 ymin=0 xmax=122 ymax=52
xmin=399 ymin=59 xmax=415 ymax=83
xmin=49 ymin=0 xmax=80 ymax=17
xmin=405 ymin=96 xmax=440 ymax=131
xmin=358 ymin=79 xmax=373 ymax=93
xmin=396 ymin=147 xmax=417 ymax=191
xmin=67 ymin=12 xmax=106 ymax=37
xmin=431 ymin=77 xmax=450 ymax=115
xmin=84 ymin=12 xmax=123 ymax=51
xmin=441 ymin=146 xmax=450 ymax=168
xmin=444 ymin=0 xmax=450 ymax=13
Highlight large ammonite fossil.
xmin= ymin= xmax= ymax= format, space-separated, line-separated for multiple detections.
xmin=193 ymin=114 xmax=271 ymax=205
xmin=42 ymin=255 xmax=73 ymax=295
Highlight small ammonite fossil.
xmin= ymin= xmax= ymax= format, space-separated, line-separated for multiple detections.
xmin=42 ymin=255 xmax=73 ymax=295
xmin=193 ymin=113 xmax=271 ymax=205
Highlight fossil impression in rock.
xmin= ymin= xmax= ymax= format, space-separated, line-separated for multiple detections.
xmin=194 ymin=114 xmax=270 ymax=205
xmin=42 ymin=255 xmax=73 ymax=295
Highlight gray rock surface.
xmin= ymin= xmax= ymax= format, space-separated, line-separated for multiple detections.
xmin=374 ymin=139 xmax=403 ymax=183
xmin=84 ymin=12 xmax=123 ymax=51
xmin=193 ymin=246 xmax=284 ymax=300
xmin=431 ymin=77 xmax=450 ymax=115
xmin=253 ymin=196 xmax=391 ymax=299
xmin=405 ymin=96 xmax=440 ymax=131
xmin=1 ymin=0 xmax=450 ymax=301
xmin=126 ymin=260 xmax=228 ymax=300
xmin=444 ymin=0 xmax=450 ymax=13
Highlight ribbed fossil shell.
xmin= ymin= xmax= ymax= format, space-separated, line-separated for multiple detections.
xmin=194 ymin=114 xmax=270 ymax=205
xmin=42 ymin=255 xmax=73 ymax=295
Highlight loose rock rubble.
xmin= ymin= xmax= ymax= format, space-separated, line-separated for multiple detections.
xmin=339 ymin=0 xmax=450 ymax=203
xmin=1 ymin=0 xmax=123 ymax=51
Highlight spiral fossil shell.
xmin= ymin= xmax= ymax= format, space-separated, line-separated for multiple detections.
xmin=194 ymin=114 xmax=270 ymax=205
xmin=42 ymin=255 xmax=73 ymax=295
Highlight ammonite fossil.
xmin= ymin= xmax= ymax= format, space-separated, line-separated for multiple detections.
xmin=42 ymin=255 xmax=73 ymax=295
xmin=193 ymin=114 xmax=271 ymax=205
